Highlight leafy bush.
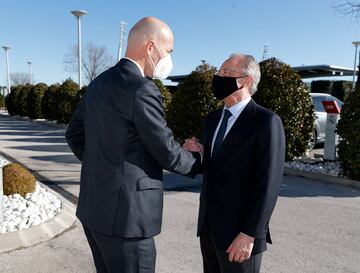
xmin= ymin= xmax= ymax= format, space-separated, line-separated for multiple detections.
xmin=5 ymin=85 xmax=24 ymax=115
xmin=0 ymin=94 xmax=4 ymax=108
xmin=27 ymin=83 xmax=48 ymax=119
xmin=154 ymin=79 xmax=172 ymax=118
xmin=41 ymin=83 xmax=60 ymax=121
xmin=3 ymin=163 xmax=36 ymax=197
xmin=74 ymin=85 xmax=87 ymax=106
xmin=167 ymin=61 xmax=222 ymax=141
xmin=337 ymin=88 xmax=360 ymax=180
xmin=56 ymin=79 xmax=79 ymax=124
xmin=253 ymin=58 xmax=315 ymax=160
xmin=16 ymin=85 xmax=33 ymax=117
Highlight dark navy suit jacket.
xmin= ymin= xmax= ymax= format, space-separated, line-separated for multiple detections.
xmin=197 ymin=99 xmax=285 ymax=255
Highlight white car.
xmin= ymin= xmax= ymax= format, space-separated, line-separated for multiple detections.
xmin=310 ymin=93 xmax=343 ymax=148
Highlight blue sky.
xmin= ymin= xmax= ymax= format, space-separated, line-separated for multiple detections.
xmin=1 ymin=0 xmax=360 ymax=86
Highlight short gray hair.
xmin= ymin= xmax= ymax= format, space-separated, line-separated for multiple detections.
xmin=228 ymin=53 xmax=261 ymax=95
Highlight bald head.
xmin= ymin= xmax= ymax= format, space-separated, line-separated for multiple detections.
xmin=124 ymin=17 xmax=174 ymax=78
xmin=127 ymin=17 xmax=173 ymax=48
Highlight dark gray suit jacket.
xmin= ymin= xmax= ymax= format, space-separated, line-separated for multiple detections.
xmin=66 ymin=59 xmax=200 ymax=238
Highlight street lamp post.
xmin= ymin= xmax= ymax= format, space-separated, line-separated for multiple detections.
xmin=71 ymin=10 xmax=87 ymax=89
xmin=2 ymin=46 xmax=11 ymax=96
xmin=27 ymin=61 xmax=33 ymax=84
xmin=352 ymin=41 xmax=360 ymax=90
xmin=117 ymin=21 xmax=127 ymax=62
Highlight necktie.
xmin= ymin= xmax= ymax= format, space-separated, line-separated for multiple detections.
xmin=212 ymin=109 xmax=232 ymax=157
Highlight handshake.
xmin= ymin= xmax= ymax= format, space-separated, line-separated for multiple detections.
xmin=183 ymin=137 xmax=204 ymax=157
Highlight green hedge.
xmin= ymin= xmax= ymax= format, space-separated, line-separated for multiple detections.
xmin=27 ymin=83 xmax=48 ymax=119
xmin=167 ymin=61 xmax=222 ymax=141
xmin=41 ymin=83 xmax=61 ymax=121
xmin=154 ymin=79 xmax=172 ymax=118
xmin=17 ymin=85 xmax=32 ymax=117
xmin=56 ymin=79 xmax=80 ymax=124
xmin=0 ymin=94 xmax=5 ymax=108
xmin=337 ymin=87 xmax=360 ymax=180
xmin=254 ymin=58 xmax=315 ymax=160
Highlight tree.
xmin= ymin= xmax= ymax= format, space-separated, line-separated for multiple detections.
xmin=253 ymin=58 xmax=315 ymax=160
xmin=167 ymin=61 xmax=222 ymax=142
xmin=153 ymin=79 xmax=172 ymax=118
xmin=56 ymin=79 xmax=79 ymax=124
xmin=26 ymin=83 xmax=48 ymax=119
xmin=42 ymin=83 xmax=61 ymax=121
xmin=334 ymin=1 xmax=360 ymax=21
xmin=337 ymin=86 xmax=360 ymax=180
xmin=10 ymin=72 xmax=33 ymax=86
xmin=64 ymin=42 xmax=115 ymax=84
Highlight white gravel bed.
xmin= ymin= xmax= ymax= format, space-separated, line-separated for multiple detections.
xmin=1 ymin=156 xmax=62 ymax=234
xmin=0 ymin=183 xmax=62 ymax=234
xmin=285 ymin=160 xmax=341 ymax=177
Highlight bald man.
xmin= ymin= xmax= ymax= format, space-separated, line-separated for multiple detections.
xmin=66 ymin=17 xmax=201 ymax=273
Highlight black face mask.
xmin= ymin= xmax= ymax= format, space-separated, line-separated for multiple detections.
xmin=212 ymin=75 xmax=240 ymax=100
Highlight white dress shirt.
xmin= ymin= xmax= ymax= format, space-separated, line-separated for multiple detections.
xmin=122 ymin=57 xmax=145 ymax=77
xmin=211 ymin=97 xmax=252 ymax=155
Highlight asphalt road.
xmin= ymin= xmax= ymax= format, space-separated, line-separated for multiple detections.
xmin=0 ymin=113 xmax=359 ymax=273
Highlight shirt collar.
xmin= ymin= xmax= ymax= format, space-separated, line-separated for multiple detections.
xmin=122 ymin=57 xmax=145 ymax=77
xmin=224 ymin=96 xmax=252 ymax=119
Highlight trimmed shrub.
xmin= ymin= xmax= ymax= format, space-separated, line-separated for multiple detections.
xmin=17 ymin=84 xmax=33 ymax=117
xmin=3 ymin=163 xmax=36 ymax=197
xmin=74 ymin=85 xmax=87 ymax=106
xmin=311 ymin=80 xmax=352 ymax=101
xmin=167 ymin=61 xmax=222 ymax=141
xmin=27 ymin=83 xmax=48 ymax=119
xmin=0 ymin=94 xmax=4 ymax=108
xmin=253 ymin=58 xmax=315 ymax=160
xmin=154 ymin=79 xmax=172 ymax=118
xmin=41 ymin=83 xmax=60 ymax=121
xmin=56 ymin=79 xmax=79 ymax=124
xmin=337 ymin=88 xmax=360 ymax=180
xmin=5 ymin=85 xmax=24 ymax=115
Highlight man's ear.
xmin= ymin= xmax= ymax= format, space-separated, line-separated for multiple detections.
xmin=145 ymin=40 xmax=155 ymax=54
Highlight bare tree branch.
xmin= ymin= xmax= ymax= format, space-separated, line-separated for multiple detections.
xmin=63 ymin=42 xmax=115 ymax=84
xmin=334 ymin=0 xmax=360 ymax=22
xmin=10 ymin=72 xmax=34 ymax=86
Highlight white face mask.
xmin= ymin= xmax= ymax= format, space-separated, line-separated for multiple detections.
xmin=148 ymin=44 xmax=173 ymax=79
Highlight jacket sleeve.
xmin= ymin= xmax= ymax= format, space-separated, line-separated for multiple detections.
xmin=241 ymin=114 xmax=285 ymax=239
xmin=65 ymin=102 xmax=85 ymax=161
xmin=133 ymin=81 xmax=200 ymax=176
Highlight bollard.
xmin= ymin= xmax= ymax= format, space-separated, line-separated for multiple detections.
xmin=0 ymin=165 xmax=3 ymax=224
xmin=322 ymin=100 xmax=341 ymax=161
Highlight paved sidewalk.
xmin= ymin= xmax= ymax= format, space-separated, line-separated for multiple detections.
xmin=1 ymin=113 xmax=360 ymax=273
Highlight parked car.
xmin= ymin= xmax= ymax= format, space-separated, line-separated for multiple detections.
xmin=309 ymin=93 xmax=343 ymax=149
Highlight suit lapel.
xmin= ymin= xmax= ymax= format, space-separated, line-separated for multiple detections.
xmin=212 ymin=99 xmax=257 ymax=167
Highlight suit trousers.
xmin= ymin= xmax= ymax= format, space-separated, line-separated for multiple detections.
xmin=83 ymin=225 xmax=156 ymax=273
xmin=200 ymin=222 xmax=262 ymax=273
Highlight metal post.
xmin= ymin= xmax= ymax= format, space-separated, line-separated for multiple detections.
xmin=71 ymin=10 xmax=87 ymax=89
xmin=117 ymin=21 xmax=127 ymax=62
xmin=77 ymin=17 xmax=82 ymax=88
xmin=2 ymin=46 xmax=11 ymax=96
xmin=27 ymin=61 xmax=32 ymax=85
xmin=352 ymin=42 xmax=360 ymax=90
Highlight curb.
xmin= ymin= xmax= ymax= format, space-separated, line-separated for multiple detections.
xmin=0 ymin=181 xmax=77 ymax=254
xmin=284 ymin=167 xmax=360 ymax=189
